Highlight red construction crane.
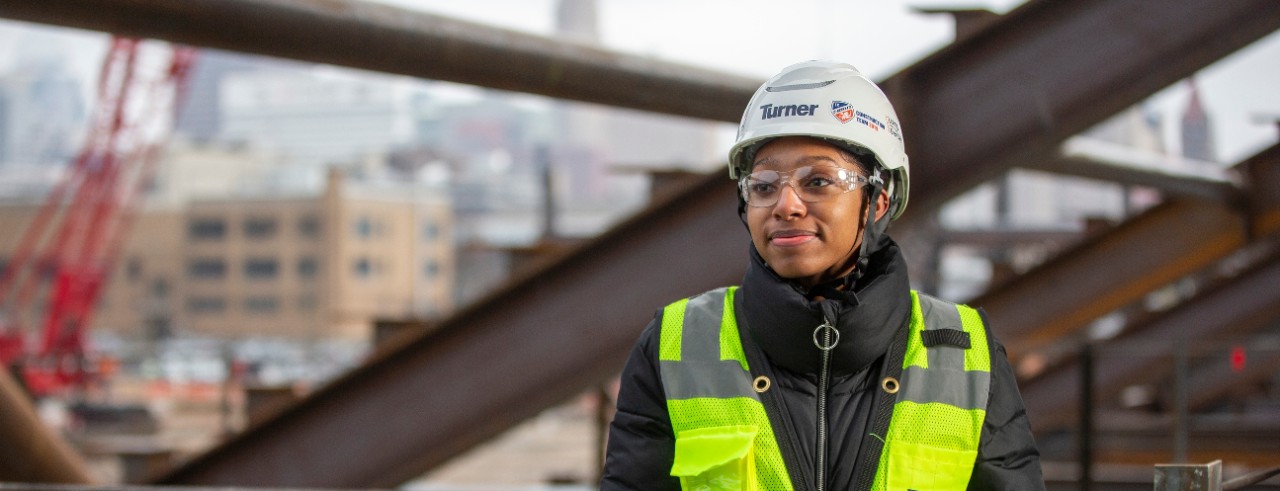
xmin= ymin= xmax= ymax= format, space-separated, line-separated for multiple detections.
xmin=0 ymin=37 xmax=195 ymax=398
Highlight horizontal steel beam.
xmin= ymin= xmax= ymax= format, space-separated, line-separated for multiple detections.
xmin=940 ymin=227 xmax=1081 ymax=249
xmin=1030 ymin=139 xmax=1241 ymax=204
xmin=0 ymin=0 xmax=760 ymax=123
xmin=1 ymin=0 xmax=1277 ymax=222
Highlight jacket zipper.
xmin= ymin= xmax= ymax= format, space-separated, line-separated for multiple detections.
xmin=815 ymin=316 xmax=837 ymax=491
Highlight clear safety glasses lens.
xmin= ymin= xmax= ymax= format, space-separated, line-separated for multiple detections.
xmin=739 ymin=165 xmax=869 ymax=208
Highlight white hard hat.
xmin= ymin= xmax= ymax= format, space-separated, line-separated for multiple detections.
xmin=729 ymin=60 xmax=910 ymax=219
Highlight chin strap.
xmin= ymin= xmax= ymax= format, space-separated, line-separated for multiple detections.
xmin=848 ymin=168 xmax=886 ymax=286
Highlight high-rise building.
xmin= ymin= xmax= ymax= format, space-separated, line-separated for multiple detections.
xmin=219 ymin=68 xmax=432 ymax=170
xmin=1181 ymin=79 xmax=1216 ymax=162
xmin=173 ymin=49 xmax=291 ymax=144
xmin=0 ymin=62 xmax=85 ymax=167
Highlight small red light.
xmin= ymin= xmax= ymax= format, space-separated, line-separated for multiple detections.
xmin=1230 ymin=345 xmax=1246 ymax=373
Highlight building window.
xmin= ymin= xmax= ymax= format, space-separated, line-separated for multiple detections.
xmin=186 ymin=296 xmax=226 ymax=314
xmin=150 ymin=278 xmax=169 ymax=298
xmin=126 ymin=257 xmax=143 ymax=282
xmin=298 ymin=294 xmax=317 ymax=310
xmin=244 ymin=296 xmax=280 ymax=313
xmin=423 ymin=221 xmax=440 ymax=241
xmin=354 ymin=257 xmax=373 ymax=278
xmin=244 ymin=217 xmax=278 ymax=239
xmin=188 ymin=219 xmax=226 ymax=240
xmin=355 ymin=216 xmax=374 ymax=239
xmin=244 ymin=258 xmax=279 ymax=280
xmin=297 ymin=257 xmax=319 ymax=278
xmin=298 ymin=215 xmax=321 ymax=238
xmin=188 ymin=258 xmax=227 ymax=279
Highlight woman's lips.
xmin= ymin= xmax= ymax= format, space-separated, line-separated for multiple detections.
xmin=770 ymin=230 xmax=816 ymax=247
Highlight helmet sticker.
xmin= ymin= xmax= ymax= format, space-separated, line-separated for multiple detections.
xmin=831 ymin=100 xmax=855 ymax=124
xmin=760 ymin=103 xmax=820 ymax=120
xmin=887 ymin=117 xmax=902 ymax=143
xmin=855 ymin=109 xmax=885 ymax=132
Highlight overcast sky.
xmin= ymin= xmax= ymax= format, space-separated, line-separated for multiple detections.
xmin=1 ymin=0 xmax=1277 ymax=162
xmin=368 ymin=0 xmax=1280 ymax=164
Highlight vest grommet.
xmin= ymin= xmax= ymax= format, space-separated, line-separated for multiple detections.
xmin=881 ymin=376 xmax=899 ymax=394
xmin=753 ymin=375 xmax=771 ymax=393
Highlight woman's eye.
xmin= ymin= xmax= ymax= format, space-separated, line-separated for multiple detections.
xmin=750 ymin=182 xmax=778 ymax=193
xmin=803 ymin=176 xmax=834 ymax=188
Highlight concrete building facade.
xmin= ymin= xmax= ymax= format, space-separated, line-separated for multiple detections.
xmin=0 ymin=169 xmax=453 ymax=345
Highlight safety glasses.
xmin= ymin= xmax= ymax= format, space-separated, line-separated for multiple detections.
xmin=739 ymin=165 xmax=870 ymax=208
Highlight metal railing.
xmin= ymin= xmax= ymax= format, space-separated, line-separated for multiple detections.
xmin=1155 ymin=461 xmax=1280 ymax=490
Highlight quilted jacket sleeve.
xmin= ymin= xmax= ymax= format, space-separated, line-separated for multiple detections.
xmin=601 ymin=316 xmax=682 ymax=491
xmin=968 ymin=321 xmax=1047 ymax=490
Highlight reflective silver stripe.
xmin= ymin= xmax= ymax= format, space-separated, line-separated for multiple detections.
xmin=660 ymin=289 xmax=758 ymax=401
xmin=661 ymin=359 xmax=760 ymax=400
xmin=681 ymin=290 xmax=726 ymax=362
xmin=917 ymin=294 xmax=966 ymax=370
xmin=898 ymin=365 xmax=991 ymax=410
xmin=902 ymin=293 xmax=991 ymax=411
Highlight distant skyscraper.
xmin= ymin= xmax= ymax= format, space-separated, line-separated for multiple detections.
xmin=556 ymin=0 xmax=599 ymax=43
xmin=550 ymin=0 xmax=719 ymax=207
xmin=0 ymin=62 xmax=85 ymax=167
xmin=173 ymin=49 xmax=275 ymax=143
xmin=218 ymin=69 xmax=430 ymax=169
xmin=1180 ymin=79 xmax=1216 ymax=162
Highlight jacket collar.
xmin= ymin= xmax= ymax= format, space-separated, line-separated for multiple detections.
xmin=738 ymin=239 xmax=912 ymax=377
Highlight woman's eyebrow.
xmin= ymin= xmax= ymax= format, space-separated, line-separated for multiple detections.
xmin=751 ymin=155 xmax=840 ymax=169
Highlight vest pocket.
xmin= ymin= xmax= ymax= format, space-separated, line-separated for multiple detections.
xmin=884 ymin=440 xmax=977 ymax=490
xmin=671 ymin=425 xmax=759 ymax=491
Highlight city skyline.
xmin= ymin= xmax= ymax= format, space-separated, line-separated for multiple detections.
xmin=1 ymin=1 xmax=1277 ymax=165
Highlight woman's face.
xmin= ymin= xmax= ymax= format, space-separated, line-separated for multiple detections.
xmin=745 ymin=137 xmax=887 ymax=287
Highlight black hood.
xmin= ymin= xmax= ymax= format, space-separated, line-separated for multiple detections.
xmin=738 ymin=239 xmax=912 ymax=377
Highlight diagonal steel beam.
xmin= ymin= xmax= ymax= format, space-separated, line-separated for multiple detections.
xmin=151 ymin=1 xmax=1279 ymax=486
xmin=159 ymin=178 xmax=749 ymax=487
xmin=1021 ymin=249 xmax=1280 ymax=432
xmin=973 ymin=143 xmax=1279 ymax=357
xmin=3 ymin=0 xmax=1277 ymax=486
xmin=880 ymin=0 xmax=1280 ymax=217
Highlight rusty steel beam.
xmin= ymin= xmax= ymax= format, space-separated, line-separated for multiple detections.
xmin=974 ymin=197 xmax=1248 ymax=356
xmin=1021 ymin=249 xmax=1280 ymax=432
xmin=973 ymin=142 xmax=1279 ymax=357
xmin=880 ymin=0 xmax=1280 ymax=217
xmin=1 ymin=0 xmax=1277 ymax=223
xmin=0 ymin=0 xmax=1266 ymax=486
xmin=1030 ymin=153 xmax=1241 ymax=204
xmin=1246 ymin=143 xmax=1280 ymax=237
xmin=158 ymin=178 xmax=748 ymax=487
xmin=134 ymin=1 xmax=1280 ymax=487
xmin=0 ymin=370 xmax=94 ymax=483
xmin=0 ymin=0 xmax=760 ymax=123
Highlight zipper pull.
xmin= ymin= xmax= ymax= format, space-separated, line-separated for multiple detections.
xmin=812 ymin=317 xmax=839 ymax=351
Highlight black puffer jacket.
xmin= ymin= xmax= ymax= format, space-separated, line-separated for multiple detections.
xmin=601 ymin=241 xmax=1044 ymax=490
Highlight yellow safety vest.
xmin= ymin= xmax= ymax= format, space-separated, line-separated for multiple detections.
xmin=659 ymin=287 xmax=991 ymax=491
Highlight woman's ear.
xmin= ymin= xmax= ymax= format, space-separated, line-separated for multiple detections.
xmin=874 ymin=188 xmax=891 ymax=221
